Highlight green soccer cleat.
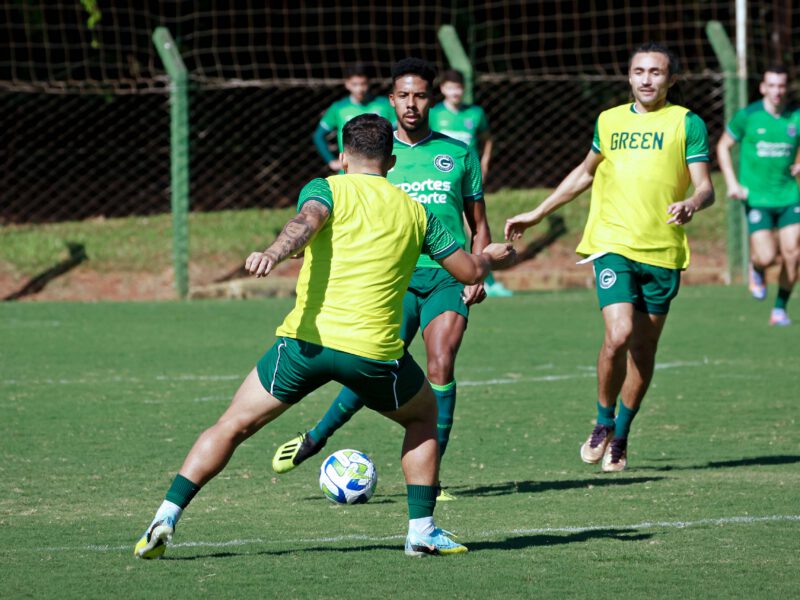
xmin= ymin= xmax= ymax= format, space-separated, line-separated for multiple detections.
xmin=134 ymin=517 xmax=175 ymax=559
xmin=405 ymin=528 xmax=468 ymax=557
xmin=436 ymin=487 xmax=458 ymax=502
xmin=272 ymin=432 xmax=325 ymax=474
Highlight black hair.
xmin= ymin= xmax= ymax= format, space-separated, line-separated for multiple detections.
xmin=344 ymin=63 xmax=369 ymax=79
xmin=440 ymin=69 xmax=465 ymax=86
xmin=391 ymin=57 xmax=437 ymax=90
xmin=629 ymin=42 xmax=684 ymax=106
xmin=764 ymin=64 xmax=789 ymax=79
xmin=341 ymin=114 xmax=394 ymax=161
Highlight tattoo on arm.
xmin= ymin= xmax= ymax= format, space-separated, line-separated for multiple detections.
xmin=263 ymin=200 xmax=330 ymax=264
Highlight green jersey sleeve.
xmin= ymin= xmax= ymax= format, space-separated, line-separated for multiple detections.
xmin=318 ymin=103 xmax=339 ymax=133
xmin=297 ymin=178 xmax=333 ymax=213
xmin=685 ymin=112 xmax=710 ymax=163
xmin=591 ymin=118 xmax=601 ymax=154
xmin=462 ymin=147 xmax=485 ymax=202
xmin=422 ymin=209 xmax=459 ymax=261
xmin=726 ymin=107 xmax=748 ymax=142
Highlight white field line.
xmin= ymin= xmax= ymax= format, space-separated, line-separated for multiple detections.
xmin=1 ymin=359 xmax=714 ymax=388
xmin=32 ymin=514 xmax=800 ymax=554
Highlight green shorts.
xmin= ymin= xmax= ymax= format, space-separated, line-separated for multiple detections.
xmin=745 ymin=203 xmax=800 ymax=234
xmin=593 ymin=253 xmax=681 ymax=315
xmin=401 ymin=267 xmax=468 ymax=345
xmin=256 ymin=337 xmax=426 ymax=412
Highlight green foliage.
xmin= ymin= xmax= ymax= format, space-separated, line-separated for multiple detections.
xmin=0 ymin=288 xmax=797 ymax=597
xmin=80 ymin=0 xmax=102 ymax=48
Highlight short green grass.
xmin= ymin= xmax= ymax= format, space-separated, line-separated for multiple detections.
xmin=0 ymin=174 xmax=728 ymax=277
xmin=1 ymin=286 xmax=797 ymax=598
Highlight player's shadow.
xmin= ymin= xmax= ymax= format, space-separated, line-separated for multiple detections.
xmin=467 ymin=527 xmax=653 ymax=551
xmin=164 ymin=527 xmax=651 ymax=560
xmin=517 ymin=214 xmax=567 ymax=262
xmin=3 ymin=242 xmax=87 ymax=301
xmin=638 ymin=454 xmax=800 ymax=472
xmin=453 ymin=476 xmax=666 ymax=498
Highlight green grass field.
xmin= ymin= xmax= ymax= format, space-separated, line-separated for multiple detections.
xmin=1 ymin=286 xmax=798 ymax=598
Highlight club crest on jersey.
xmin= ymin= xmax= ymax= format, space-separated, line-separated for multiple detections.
xmin=434 ymin=154 xmax=455 ymax=172
xmin=598 ymin=268 xmax=617 ymax=289
xmin=464 ymin=119 xmax=474 ymax=129
xmin=788 ymin=124 xmax=797 ymax=138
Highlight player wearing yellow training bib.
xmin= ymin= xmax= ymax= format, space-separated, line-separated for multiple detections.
xmin=133 ymin=114 xmax=516 ymax=560
xmin=272 ymin=59 xmax=495 ymax=503
xmin=506 ymin=43 xmax=714 ymax=473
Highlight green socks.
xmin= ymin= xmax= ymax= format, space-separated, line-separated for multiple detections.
xmin=596 ymin=400 xmax=616 ymax=428
xmin=310 ymin=387 xmax=364 ymax=442
xmin=775 ymin=287 xmax=792 ymax=310
xmin=615 ymin=402 xmax=640 ymax=438
xmin=165 ymin=474 xmax=200 ymax=509
xmin=407 ymin=484 xmax=438 ymax=519
xmin=432 ymin=381 xmax=456 ymax=458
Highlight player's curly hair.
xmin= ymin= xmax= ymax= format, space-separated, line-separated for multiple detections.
xmin=342 ymin=114 xmax=394 ymax=161
xmin=391 ymin=58 xmax=437 ymax=90
xmin=629 ymin=42 xmax=684 ymax=106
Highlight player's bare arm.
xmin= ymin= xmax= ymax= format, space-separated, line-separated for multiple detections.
xmin=438 ymin=244 xmax=516 ymax=285
xmin=462 ymin=199 xmax=492 ymax=305
xmin=246 ymin=200 xmax=331 ymax=277
xmin=505 ymin=150 xmax=603 ymax=240
xmin=716 ymin=132 xmax=748 ymax=199
xmin=667 ymin=162 xmax=715 ymax=225
xmin=480 ymin=133 xmax=493 ymax=181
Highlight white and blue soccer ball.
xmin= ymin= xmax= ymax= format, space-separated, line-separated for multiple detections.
xmin=319 ymin=449 xmax=378 ymax=505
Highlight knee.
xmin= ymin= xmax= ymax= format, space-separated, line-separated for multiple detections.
xmin=426 ymin=353 xmax=456 ymax=384
xmin=604 ymin=323 xmax=633 ymax=353
xmin=752 ymin=249 xmax=777 ymax=270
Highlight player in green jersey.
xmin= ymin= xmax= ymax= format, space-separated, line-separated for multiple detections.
xmin=273 ymin=59 xmax=494 ymax=500
xmin=717 ymin=65 xmax=800 ymax=326
xmin=430 ymin=70 xmax=493 ymax=179
xmin=133 ymin=114 xmax=515 ymax=559
xmin=430 ymin=69 xmax=513 ymax=298
xmin=313 ymin=63 xmax=396 ymax=172
xmin=506 ymin=43 xmax=714 ymax=472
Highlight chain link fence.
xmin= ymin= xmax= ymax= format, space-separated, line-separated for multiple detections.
xmin=1 ymin=1 xmax=797 ymax=224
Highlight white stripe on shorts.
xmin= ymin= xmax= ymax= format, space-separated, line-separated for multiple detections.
xmin=392 ymin=360 xmax=400 ymax=410
xmin=270 ymin=339 xmax=288 ymax=396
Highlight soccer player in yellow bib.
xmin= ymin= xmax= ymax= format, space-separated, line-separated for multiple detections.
xmin=134 ymin=114 xmax=515 ymax=559
xmin=505 ymin=43 xmax=715 ymax=472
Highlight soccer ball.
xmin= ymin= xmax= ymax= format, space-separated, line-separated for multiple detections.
xmin=319 ymin=449 xmax=378 ymax=505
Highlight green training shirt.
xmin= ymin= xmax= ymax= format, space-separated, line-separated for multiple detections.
xmin=319 ymin=96 xmax=397 ymax=153
xmin=389 ymin=131 xmax=484 ymax=269
xmin=429 ymin=103 xmax=490 ymax=150
xmin=727 ymin=100 xmax=800 ymax=207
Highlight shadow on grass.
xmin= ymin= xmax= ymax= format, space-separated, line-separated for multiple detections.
xmin=453 ymin=476 xmax=666 ymax=498
xmin=163 ymin=527 xmax=652 ymax=560
xmin=3 ymin=242 xmax=87 ymax=301
xmin=638 ymin=454 xmax=800 ymax=472
xmin=517 ymin=214 xmax=567 ymax=262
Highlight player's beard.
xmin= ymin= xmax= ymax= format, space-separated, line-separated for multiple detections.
xmin=401 ymin=113 xmax=429 ymax=134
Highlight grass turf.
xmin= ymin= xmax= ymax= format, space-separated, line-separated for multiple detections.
xmin=1 ymin=286 xmax=797 ymax=598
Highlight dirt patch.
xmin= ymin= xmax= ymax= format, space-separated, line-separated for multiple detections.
xmin=0 ymin=241 xmax=732 ymax=302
